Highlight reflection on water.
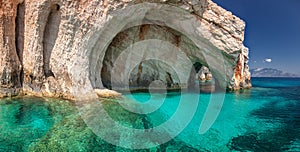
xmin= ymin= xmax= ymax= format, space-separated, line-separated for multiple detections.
xmin=0 ymin=78 xmax=299 ymax=151
xmin=0 ymin=97 xmax=54 ymax=151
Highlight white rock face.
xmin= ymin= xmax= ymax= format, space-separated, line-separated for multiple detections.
xmin=0 ymin=0 xmax=251 ymax=100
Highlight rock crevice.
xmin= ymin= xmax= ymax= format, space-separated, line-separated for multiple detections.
xmin=43 ymin=4 xmax=61 ymax=78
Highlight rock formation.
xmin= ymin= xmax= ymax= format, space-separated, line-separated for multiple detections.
xmin=0 ymin=0 xmax=251 ymax=100
xmin=94 ymin=89 xmax=122 ymax=98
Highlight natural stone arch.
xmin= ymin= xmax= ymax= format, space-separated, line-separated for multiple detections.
xmin=100 ymin=24 xmax=223 ymax=92
xmin=0 ymin=0 xmax=251 ymax=99
xmin=71 ymin=2 xmax=234 ymax=98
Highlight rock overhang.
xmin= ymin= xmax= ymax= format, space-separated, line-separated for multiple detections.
xmin=0 ymin=0 xmax=251 ymax=100
xmin=74 ymin=2 xmax=249 ymax=96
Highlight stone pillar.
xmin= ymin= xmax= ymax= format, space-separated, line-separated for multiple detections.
xmin=0 ymin=0 xmax=22 ymax=97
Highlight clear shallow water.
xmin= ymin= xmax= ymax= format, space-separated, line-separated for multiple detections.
xmin=0 ymin=78 xmax=300 ymax=151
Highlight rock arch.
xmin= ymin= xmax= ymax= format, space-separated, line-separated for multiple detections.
xmin=100 ymin=24 xmax=224 ymax=93
xmin=0 ymin=0 xmax=251 ymax=99
xmin=73 ymin=3 xmax=235 ymax=98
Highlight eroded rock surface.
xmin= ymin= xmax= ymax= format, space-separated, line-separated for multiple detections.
xmin=0 ymin=0 xmax=22 ymax=98
xmin=0 ymin=0 xmax=251 ymax=100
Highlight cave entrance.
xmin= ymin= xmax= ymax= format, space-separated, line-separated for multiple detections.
xmin=128 ymin=59 xmax=180 ymax=92
xmin=100 ymin=24 xmax=191 ymax=92
xmin=99 ymin=24 xmax=220 ymax=93
xmin=102 ymin=58 xmax=182 ymax=92
xmin=85 ymin=4 xmax=230 ymax=95
xmin=188 ymin=62 xmax=217 ymax=93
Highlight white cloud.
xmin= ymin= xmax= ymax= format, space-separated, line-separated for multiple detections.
xmin=264 ymin=58 xmax=272 ymax=63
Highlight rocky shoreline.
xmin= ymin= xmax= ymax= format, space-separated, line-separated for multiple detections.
xmin=0 ymin=0 xmax=251 ymax=100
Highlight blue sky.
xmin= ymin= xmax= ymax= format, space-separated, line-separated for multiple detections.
xmin=213 ymin=0 xmax=300 ymax=74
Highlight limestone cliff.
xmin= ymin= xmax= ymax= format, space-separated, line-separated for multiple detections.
xmin=0 ymin=0 xmax=251 ymax=100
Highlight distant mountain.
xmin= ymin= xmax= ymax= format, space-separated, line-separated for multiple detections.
xmin=250 ymin=68 xmax=300 ymax=77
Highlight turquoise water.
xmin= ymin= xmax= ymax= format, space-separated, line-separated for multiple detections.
xmin=0 ymin=78 xmax=300 ymax=151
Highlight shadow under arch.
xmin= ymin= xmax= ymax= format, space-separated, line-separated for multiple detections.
xmin=99 ymin=23 xmax=222 ymax=93
xmin=81 ymin=3 xmax=233 ymax=92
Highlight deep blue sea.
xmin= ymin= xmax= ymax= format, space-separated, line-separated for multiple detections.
xmin=0 ymin=77 xmax=300 ymax=151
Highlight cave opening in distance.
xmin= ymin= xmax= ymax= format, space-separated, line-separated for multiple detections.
xmin=196 ymin=65 xmax=216 ymax=93
xmin=188 ymin=62 xmax=203 ymax=91
xmin=188 ymin=62 xmax=218 ymax=93
xmin=127 ymin=59 xmax=181 ymax=93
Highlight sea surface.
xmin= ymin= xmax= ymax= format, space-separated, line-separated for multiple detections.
xmin=0 ymin=77 xmax=299 ymax=151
